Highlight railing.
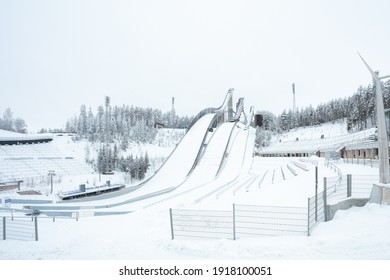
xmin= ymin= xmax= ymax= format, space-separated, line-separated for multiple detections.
xmin=169 ymin=208 xmax=233 ymax=239
xmin=343 ymin=158 xmax=379 ymax=168
xmin=351 ymin=174 xmax=377 ymax=198
xmin=170 ymin=203 xmax=308 ymax=240
xmin=234 ymin=204 xmax=307 ymax=237
xmin=308 ymin=191 xmax=325 ymax=235
xmin=169 ymin=173 xmax=378 ymax=240
xmin=1 ymin=216 xmax=38 ymax=241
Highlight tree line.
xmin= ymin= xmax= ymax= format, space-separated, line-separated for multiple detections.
xmin=66 ymin=96 xmax=192 ymax=145
xmin=69 ymin=96 xmax=192 ymax=177
xmin=255 ymin=81 xmax=390 ymax=148
xmin=93 ymin=143 xmax=150 ymax=181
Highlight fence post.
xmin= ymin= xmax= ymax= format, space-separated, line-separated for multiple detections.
xmin=2 ymin=217 xmax=5 ymax=240
xmin=233 ymin=204 xmax=236 ymax=240
xmin=347 ymin=174 xmax=352 ymax=197
xmin=315 ymin=166 xmax=318 ymax=221
xmin=169 ymin=208 xmax=174 ymax=240
xmin=323 ymin=177 xmax=328 ymax=222
xmin=272 ymin=169 xmax=275 ymax=184
xmin=34 ymin=217 xmax=38 ymax=241
xmin=307 ymin=198 xmax=310 ymax=236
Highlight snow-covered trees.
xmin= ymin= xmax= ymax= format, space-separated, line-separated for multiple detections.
xmin=256 ymin=81 xmax=390 ymax=147
xmin=66 ymin=96 xmax=191 ymax=144
xmin=117 ymin=152 xmax=150 ymax=181
xmin=0 ymin=108 xmax=27 ymax=133
xmin=67 ymin=96 xmax=191 ymax=178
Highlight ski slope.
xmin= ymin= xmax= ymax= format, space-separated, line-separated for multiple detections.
xmin=9 ymin=91 xmax=257 ymax=215
xmin=178 ymin=122 xmax=236 ymax=190
xmin=130 ymin=113 xmax=216 ymax=194
xmin=142 ymin=123 xmax=256 ymax=209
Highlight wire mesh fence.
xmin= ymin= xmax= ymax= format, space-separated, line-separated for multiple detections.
xmin=308 ymin=191 xmax=325 ymax=235
xmin=170 ymin=208 xmax=233 ymax=239
xmin=343 ymin=158 xmax=379 ymax=168
xmin=170 ymin=204 xmax=308 ymax=240
xmin=234 ymin=204 xmax=307 ymax=237
xmin=352 ymin=175 xmax=377 ymax=198
xmin=325 ymin=173 xmax=376 ymax=203
xmin=170 ymin=173 xmax=378 ymax=240
xmin=326 ymin=175 xmax=349 ymax=204
xmin=1 ymin=217 xmax=38 ymax=241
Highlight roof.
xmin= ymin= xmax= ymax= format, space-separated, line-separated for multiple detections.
xmin=0 ymin=129 xmax=53 ymax=145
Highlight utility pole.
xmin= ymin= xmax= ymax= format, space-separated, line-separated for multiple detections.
xmin=292 ymin=83 xmax=296 ymax=113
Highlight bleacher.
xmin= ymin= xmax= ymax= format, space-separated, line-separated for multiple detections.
xmin=0 ymin=142 xmax=93 ymax=182
xmin=259 ymin=127 xmax=377 ymax=157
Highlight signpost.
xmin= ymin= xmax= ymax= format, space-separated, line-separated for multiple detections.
xmin=2 ymin=197 xmax=11 ymax=208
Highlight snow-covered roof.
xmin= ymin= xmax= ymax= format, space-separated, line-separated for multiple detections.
xmin=0 ymin=129 xmax=53 ymax=145
xmin=258 ymin=126 xmax=377 ymax=155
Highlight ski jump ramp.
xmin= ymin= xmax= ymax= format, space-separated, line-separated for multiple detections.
xmin=23 ymin=89 xmax=255 ymax=212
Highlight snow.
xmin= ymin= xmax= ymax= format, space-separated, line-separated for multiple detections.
xmin=262 ymin=118 xmax=377 ymax=154
xmin=0 ymin=129 xmax=25 ymax=137
xmin=1 ymin=202 xmax=389 ymax=260
xmin=1 ymin=118 xmax=390 ymax=263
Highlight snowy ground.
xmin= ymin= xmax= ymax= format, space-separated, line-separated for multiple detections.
xmin=1 ymin=201 xmax=389 ymax=260
xmin=1 ymin=158 xmax=389 ymax=260
xmin=1 ymin=120 xmax=390 ymax=261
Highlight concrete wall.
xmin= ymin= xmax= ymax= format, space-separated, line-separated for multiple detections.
xmin=370 ymin=184 xmax=390 ymax=205
xmin=326 ymin=198 xmax=369 ymax=221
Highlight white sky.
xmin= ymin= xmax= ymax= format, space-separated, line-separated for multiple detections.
xmin=1 ymin=0 xmax=390 ymax=132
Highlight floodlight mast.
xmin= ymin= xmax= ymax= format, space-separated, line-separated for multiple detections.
xmin=358 ymin=52 xmax=390 ymax=184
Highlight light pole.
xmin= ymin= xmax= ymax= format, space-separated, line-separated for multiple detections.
xmin=358 ymin=53 xmax=390 ymax=184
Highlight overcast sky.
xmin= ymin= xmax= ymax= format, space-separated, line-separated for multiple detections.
xmin=1 ymin=0 xmax=390 ymax=132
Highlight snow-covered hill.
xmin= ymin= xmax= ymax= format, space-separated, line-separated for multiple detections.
xmin=274 ymin=119 xmax=349 ymax=142
xmin=259 ymin=119 xmax=376 ymax=155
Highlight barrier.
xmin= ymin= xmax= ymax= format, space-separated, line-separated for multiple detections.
xmin=170 ymin=173 xmax=378 ymax=239
xmin=1 ymin=216 xmax=38 ymax=241
xmin=170 ymin=204 xmax=308 ymax=240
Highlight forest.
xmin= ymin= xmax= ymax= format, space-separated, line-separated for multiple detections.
xmin=255 ymin=81 xmax=390 ymax=149
xmin=4 ymin=80 xmax=388 ymax=176
xmin=65 ymin=96 xmax=192 ymax=178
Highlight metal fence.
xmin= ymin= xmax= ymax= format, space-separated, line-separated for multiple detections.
xmin=343 ymin=158 xmax=379 ymax=168
xmin=352 ymin=174 xmax=377 ymax=198
xmin=326 ymin=175 xmax=349 ymax=204
xmin=170 ymin=173 xmax=378 ymax=240
xmin=170 ymin=204 xmax=308 ymax=240
xmin=308 ymin=191 xmax=325 ymax=235
xmin=324 ymin=174 xmax=376 ymax=204
xmin=169 ymin=208 xmax=233 ymax=239
xmin=234 ymin=204 xmax=307 ymax=237
xmin=1 ymin=217 xmax=38 ymax=241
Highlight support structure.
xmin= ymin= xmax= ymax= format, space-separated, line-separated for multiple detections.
xmin=359 ymin=53 xmax=390 ymax=184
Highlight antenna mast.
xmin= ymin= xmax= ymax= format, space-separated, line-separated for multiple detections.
xmin=292 ymin=83 xmax=296 ymax=113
